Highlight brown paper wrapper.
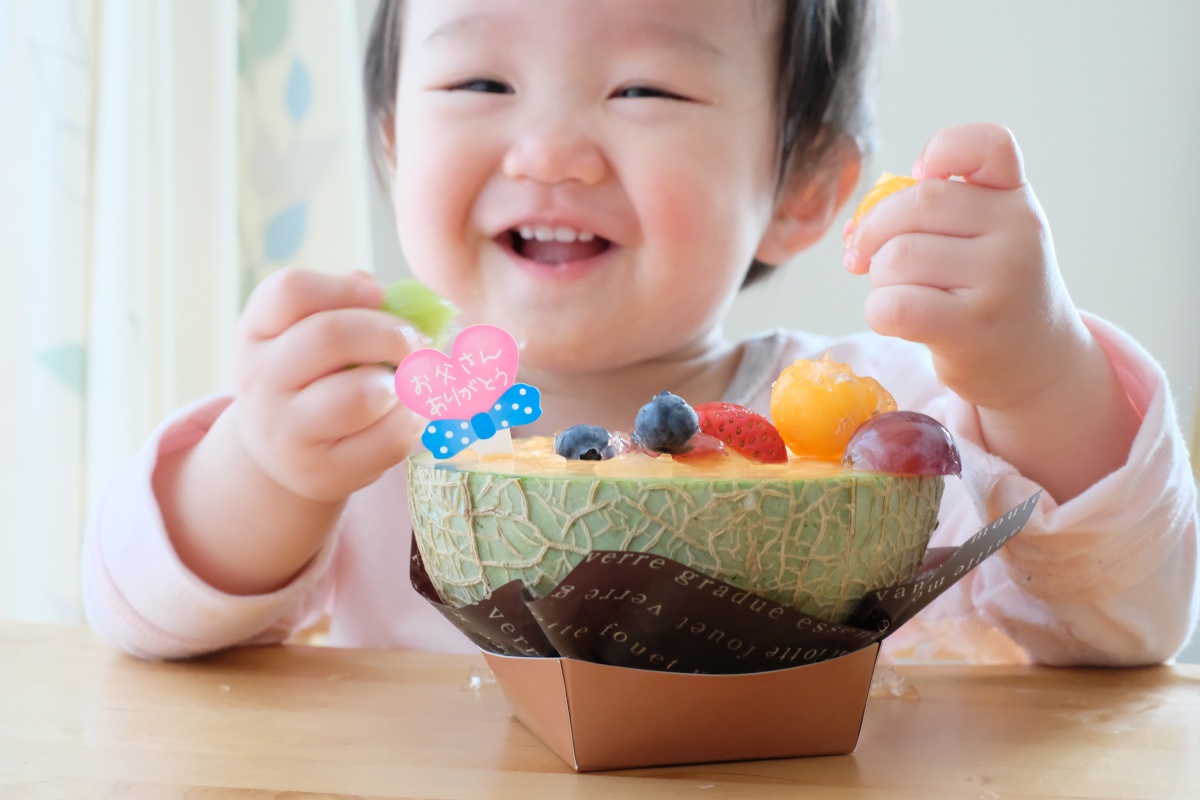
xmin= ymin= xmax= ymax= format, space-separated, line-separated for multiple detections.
xmin=412 ymin=492 xmax=1040 ymax=674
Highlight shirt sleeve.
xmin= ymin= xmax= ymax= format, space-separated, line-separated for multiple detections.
xmin=81 ymin=396 xmax=337 ymax=660
xmin=942 ymin=313 xmax=1199 ymax=666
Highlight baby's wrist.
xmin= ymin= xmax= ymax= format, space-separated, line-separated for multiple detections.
xmin=971 ymin=326 xmax=1140 ymax=501
xmin=168 ymin=406 xmax=346 ymax=595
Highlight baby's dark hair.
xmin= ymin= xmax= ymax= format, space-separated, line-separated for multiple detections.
xmin=363 ymin=1 xmax=882 ymax=287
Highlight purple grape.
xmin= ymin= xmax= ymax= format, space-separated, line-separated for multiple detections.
xmin=842 ymin=411 xmax=962 ymax=477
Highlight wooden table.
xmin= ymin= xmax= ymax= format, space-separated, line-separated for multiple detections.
xmin=2 ymin=623 xmax=1197 ymax=799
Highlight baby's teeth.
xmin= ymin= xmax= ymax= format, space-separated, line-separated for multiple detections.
xmin=519 ymin=225 xmax=597 ymax=244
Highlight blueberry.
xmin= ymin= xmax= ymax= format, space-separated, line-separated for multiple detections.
xmin=554 ymin=424 xmax=615 ymax=461
xmin=633 ymin=391 xmax=699 ymax=454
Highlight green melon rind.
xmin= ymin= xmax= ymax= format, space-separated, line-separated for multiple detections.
xmin=407 ymin=456 xmax=943 ymax=623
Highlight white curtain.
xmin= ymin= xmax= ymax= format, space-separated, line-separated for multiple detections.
xmin=0 ymin=0 xmax=376 ymax=625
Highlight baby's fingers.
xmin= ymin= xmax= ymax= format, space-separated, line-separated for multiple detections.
xmin=863 ymin=284 xmax=967 ymax=349
xmin=260 ymin=308 xmax=420 ymax=391
xmin=289 ymin=365 xmax=401 ymax=443
xmin=846 ymin=179 xmax=1004 ymax=274
xmin=913 ymin=122 xmax=1026 ymax=191
xmin=242 ymin=268 xmax=382 ymax=341
xmin=322 ymin=406 xmax=427 ymax=482
xmin=865 ymin=233 xmax=976 ymax=292
xmin=281 ymin=368 xmax=424 ymax=496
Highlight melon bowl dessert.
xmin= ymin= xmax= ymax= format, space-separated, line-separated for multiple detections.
xmin=409 ymin=445 xmax=943 ymax=623
xmin=406 ymin=355 xmax=961 ymax=625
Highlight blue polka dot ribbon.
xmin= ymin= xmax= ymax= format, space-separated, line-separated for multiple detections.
xmin=422 ymin=383 xmax=542 ymax=458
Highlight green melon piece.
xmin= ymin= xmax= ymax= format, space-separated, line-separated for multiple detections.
xmin=380 ymin=278 xmax=457 ymax=342
xmin=408 ymin=454 xmax=943 ymax=623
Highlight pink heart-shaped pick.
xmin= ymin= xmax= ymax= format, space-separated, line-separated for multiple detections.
xmin=394 ymin=324 xmax=520 ymax=420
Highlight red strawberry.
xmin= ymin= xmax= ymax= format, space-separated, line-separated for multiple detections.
xmin=688 ymin=402 xmax=788 ymax=464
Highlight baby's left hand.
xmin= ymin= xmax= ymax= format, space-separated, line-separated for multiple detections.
xmin=843 ymin=122 xmax=1087 ymax=413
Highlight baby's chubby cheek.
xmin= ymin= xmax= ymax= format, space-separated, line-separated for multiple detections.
xmin=634 ymin=203 xmax=710 ymax=285
xmin=388 ymin=190 xmax=472 ymax=300
xmin=638 ymin=188 xmax=761 ymax=296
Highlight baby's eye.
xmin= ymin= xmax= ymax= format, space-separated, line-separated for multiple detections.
xmin=612 ymin=85 xmax=688 ymax=101
xmin=450 ymin=78 xmax=512 ymax=94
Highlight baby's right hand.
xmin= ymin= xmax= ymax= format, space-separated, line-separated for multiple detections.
xmin=230 ymin=268 xmax=427 ymax=504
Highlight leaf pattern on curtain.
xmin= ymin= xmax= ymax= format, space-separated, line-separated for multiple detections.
xmin=37 ymin=345 xmax=88 ymax=396
xmin=2 ymin=0 xmax=374 ymax=625
xmin=1 ymin=0 xmax=97 ymax=624
xmin=237 ymin=0 xmax=371 ymax=304
xmin=24 ymin=5 xmax=92 ymax=402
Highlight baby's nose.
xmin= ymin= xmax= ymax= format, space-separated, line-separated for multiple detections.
xmin=501 ymin=119 xmax=607 ymax=187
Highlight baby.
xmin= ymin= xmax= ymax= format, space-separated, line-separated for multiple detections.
xmin=83 ymin=0 xmax=1197 ymax=664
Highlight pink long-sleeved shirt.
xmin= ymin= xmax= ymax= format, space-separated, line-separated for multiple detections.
xmin=82 ymin=316 xmax=1199 ymax=665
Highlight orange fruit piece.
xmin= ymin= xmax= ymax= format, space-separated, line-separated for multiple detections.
xmin=769 ymin=354 xmax=898 ymax=461
xmin=851 ymin=172 xmax=917 ymax=227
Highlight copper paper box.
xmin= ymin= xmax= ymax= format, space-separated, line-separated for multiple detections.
xmin=413 ymin=493 xmax=1040 ymax=772
xmin=483 ymin=643 xmax=880 ymax=771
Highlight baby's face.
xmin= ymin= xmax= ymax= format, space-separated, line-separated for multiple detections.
xmin=390 ymin=0 xmax=783 ymax=373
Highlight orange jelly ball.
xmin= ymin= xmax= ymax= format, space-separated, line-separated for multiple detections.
xmin=851 ymin=172 xmax=917 ymax=226
xmin=770 ymin=354 xmax=898 ymax=461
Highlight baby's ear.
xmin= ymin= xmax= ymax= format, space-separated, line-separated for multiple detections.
xmin=373 ymin=115 xmax=401 ymax=189
xmin=755 ymin=145 xmax=861 ymax=265
xmin=376 ymin=113 xmax=398 ymax=169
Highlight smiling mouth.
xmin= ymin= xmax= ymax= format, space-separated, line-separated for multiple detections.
xmin=506 ymin=225 xmax=611 ymax=265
